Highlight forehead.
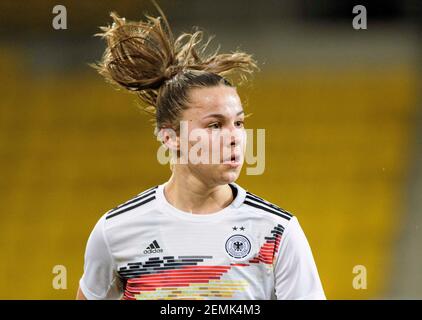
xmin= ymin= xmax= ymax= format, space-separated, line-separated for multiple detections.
xmin=186 ymin=85 xmax=242 ymax=118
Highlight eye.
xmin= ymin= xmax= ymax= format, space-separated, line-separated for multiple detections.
xmin=208 ymin=122 xmax=222 ymax=129
xmin=235 ymin=120 xmax=244 ymax=128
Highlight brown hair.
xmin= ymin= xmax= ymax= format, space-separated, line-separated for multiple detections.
xmin=91 ymin=2 xmax=258 ymax=136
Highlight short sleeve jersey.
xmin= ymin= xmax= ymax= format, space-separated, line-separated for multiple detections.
xmin=79 ymin=182 xmax=326 ymax=300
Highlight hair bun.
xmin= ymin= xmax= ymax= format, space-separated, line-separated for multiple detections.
xmin=91 ymin=2 xmax=258 ymax=112
xmin=163 ymin=65 xmax=183 ymax=81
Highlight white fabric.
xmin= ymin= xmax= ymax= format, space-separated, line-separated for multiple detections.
xmin=79 ymin=182 xmax=325 ymax=300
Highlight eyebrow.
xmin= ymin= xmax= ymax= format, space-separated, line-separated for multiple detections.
xmin=202 ymin=110 xmax=244 ymax=119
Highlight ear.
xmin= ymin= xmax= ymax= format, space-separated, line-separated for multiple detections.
xmin=159 ymin=127 xmax=180 ymax=151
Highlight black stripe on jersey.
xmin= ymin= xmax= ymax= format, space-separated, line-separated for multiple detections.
xmin=275 ymin=224 xmax=284 ymax=230
xmin=244 ymin=199 xmax=292 ymax=221
xmin=246 ymin=192 xmax=293 ymax=218
xmin=106 ymin=195 xmax=156 ymax=220
xmin=144 ymin=260 xmax=164 ymax=265
xmin=106 ymin=186 xmax=158 ymax=217
xmin=107 ymin=187 xmax=157 ymax=215
xmin=245 ymin=193 xmax=292 ymax=216
xmin=270 ymin=230 xmax=283 ymax=236
xmin=113 ymin=188 xmax=156 ymax=211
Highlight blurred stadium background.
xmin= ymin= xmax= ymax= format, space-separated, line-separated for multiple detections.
xmin=0 ymin=0 xmax=421 ymax=299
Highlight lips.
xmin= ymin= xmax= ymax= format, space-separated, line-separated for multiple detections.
xmin=223 ymin=154 xmax=241 ymax=164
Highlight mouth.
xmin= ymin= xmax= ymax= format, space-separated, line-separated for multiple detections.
xmin=222 ymin=154 xmax=242 ymax=167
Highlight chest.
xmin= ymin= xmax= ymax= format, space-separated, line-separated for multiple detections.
xmin=112 ymin=220 xmax=278 ymax=299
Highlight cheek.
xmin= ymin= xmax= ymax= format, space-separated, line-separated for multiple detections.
xmin=185 ymin=130 xmax=213 ymax=160
xmin=239 ymin=129 xmax=247 ymax=145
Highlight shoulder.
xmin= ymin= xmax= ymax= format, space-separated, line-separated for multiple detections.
xmin=84 ymin=185 xmax=159 ymax=260
xmin=240 ymin=188 xmax=295 ymax=229
xmin=103 ymin=185 xmax=159 ymax=222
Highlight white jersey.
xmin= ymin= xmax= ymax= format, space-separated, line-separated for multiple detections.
xmin=79 ymin=182 xmax=326 ymax=300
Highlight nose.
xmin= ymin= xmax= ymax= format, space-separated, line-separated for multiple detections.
xmin=216 ymin=123 xmax=243 ymax=149
xmin=231 ymin=133 xmax=239 ymax=147
xmin=229 ymin=126 xmax=243 ymax=147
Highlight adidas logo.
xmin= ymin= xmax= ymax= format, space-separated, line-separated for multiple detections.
xmin=143 ymin=240 xmax=163 ymax=254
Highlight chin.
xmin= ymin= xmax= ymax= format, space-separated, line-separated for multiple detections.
xmin=197 ymin=163 xmax=243 ymax=186
xmin=218 ymin=167 xmax=242 ymax=184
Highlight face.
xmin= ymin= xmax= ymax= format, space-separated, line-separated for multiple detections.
xmin=168 ymin=85 xmax=247 ymax=186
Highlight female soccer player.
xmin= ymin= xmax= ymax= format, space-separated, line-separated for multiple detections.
xmin=76 ymin=6 xmax=326 ymax=300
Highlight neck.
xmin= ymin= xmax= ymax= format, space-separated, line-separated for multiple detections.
xmin=164 ymin=167 xmax=233 ymax=214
